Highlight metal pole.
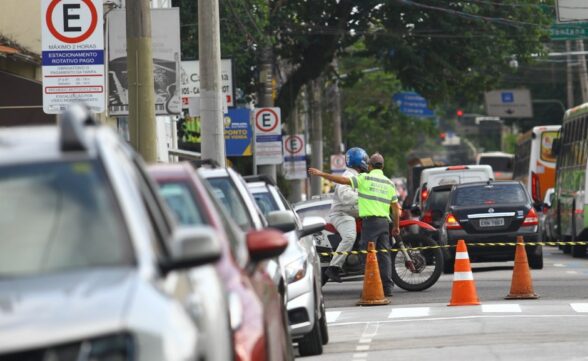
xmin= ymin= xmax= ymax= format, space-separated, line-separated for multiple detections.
xmin=331 ymin=60 xmax=343 ymax=155
xmin=577 ymin=40 xmax=588 ymax=103
xmin=198 ymin=0 xmax=225 ymax=166
xmin=310 ymin=79 xmax=323 ymax=196
xmin=126 ymin=0 xmax=157 ymax=162
xmin=257 ymin=46 xmax=277 ymax=180
xmin=567 ymin=40 xmax=575 ymax=109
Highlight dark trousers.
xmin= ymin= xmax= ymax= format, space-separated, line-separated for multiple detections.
xmin=360 ymin=217 xmax=393 ymax=293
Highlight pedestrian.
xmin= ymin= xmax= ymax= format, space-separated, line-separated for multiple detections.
xmin=325 ymin=147 xmax=369 ymax=283
xmin=308 ymin=153 xmax=399 ymax=296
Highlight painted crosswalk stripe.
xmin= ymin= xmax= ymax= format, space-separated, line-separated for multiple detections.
xmin=566 ymin=270 xmax=578 ymax=275
xmin=356 ymin=345 xmax=370 ymax=351
xmin=570 ymin=303 xmax=588 ymax=313
xmin=389 ymin=307 xmax=431 ymax=318
xmin=481 ymin=304 xmax=522 ymax=313
xmin=553 ymin=263 xmax=565 ymax=267
xmin=326 ymin=311 xmax=341 ymax=323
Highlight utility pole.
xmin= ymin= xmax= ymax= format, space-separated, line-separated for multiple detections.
xmin=331 ymin=60 xmax=343 ymax=155
xmin=126 ymin=0 xmax=157 ymax=162
xmin=309 ymin=79 xmax=323 ymax=196
xmin=198 ymin=0 xmax=225 ymax=166
xmin=577 ymin=40 xmax=588 ymax=103
xmin=257 ymin=46 xmax=277 ymax=180
xmin=567 ymin=40 xmax=575 ymax=109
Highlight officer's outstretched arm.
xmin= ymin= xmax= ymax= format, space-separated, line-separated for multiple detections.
xmin=308 ymin=168 xmax=352 ymax=185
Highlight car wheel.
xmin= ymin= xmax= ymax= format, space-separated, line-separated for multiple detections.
xmin=298 ymin=312 xmax=323 ymax=356
xmin=572 ymin=245 xmax=587 ymax=258
xmin=528 ymin=246 xmax=543 ymax=270
xmin=319 ymin=299 xmax=329 ymax=345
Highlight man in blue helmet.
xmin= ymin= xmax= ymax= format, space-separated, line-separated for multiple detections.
xmin=324 ymin=147 xmax=369 ymax=283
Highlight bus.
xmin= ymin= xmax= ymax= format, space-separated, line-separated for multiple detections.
xmin=513 ymin=126 xmax=560 ymax=203
xmin=552 ymin=104 xmax=588 ymax=257
xmin=476 ymin=151 xmax=514 ymax=180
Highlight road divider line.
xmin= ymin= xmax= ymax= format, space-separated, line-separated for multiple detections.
xmin=352 ymin=353 xmax=368 ymax=359
xmin=356 ymin=345 xmax=370 ymax=351
xmin=553 ymin=263 xmax=566 ymax=267
xmin=566 ymin=270 xmax=578 ymax=275
xmin=481 ymin=304 xmax=522 ymax=313
xmin=570 ymin=303 xmax=588 ymax=313
xmin=388 ymin=307 xmax=431 ymax=318
xmin=359 ymin=338 xmax=372 ymax=343
xmin=326 ymin=311 xmax=341 ymax=323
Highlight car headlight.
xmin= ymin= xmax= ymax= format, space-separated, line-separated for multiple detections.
xmin=229 ymin=292 xmax=243 ymax=331
xmin=285 ymin=256 xmax=308 ymax=284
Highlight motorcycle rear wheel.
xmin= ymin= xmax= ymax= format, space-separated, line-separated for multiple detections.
xmin=391 ymin=234 xmax=443 ymax=292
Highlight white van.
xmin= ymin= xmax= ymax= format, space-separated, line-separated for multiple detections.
xmin=414 ymin=165 xmax=494 ymax=207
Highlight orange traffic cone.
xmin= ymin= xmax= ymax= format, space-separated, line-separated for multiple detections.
xmin=448 ymin=240 xmax=481 ymax=306
xmin=357 ymin=242 xmax=391 ymax=306
xmin=505 ymin=236 xmax=539 ymax=300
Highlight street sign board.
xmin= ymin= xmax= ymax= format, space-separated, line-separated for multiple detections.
xmin=41 ymin=0 xmax=105 ymax=114
xmin=392 ymin=92 xmax=435 ymax=118
xmin=180 ymin=60 xmax=234 ymax=109
xmin=254 ymin=107 xmax=282 ymax=165
xmin=556 ymin=0 xmax=588 ymax=23
xmin=330 ymin=154 xmax=346 ymax=174
xmin=550 ymin=22 xmax=588 ymax=40
xmin=224 ymin=108 xmax=252 ymax=157
xmin=283 ymin=134 xmax=307 ymax=180
xmin=484 ymin=89 xmax=533 ymax=118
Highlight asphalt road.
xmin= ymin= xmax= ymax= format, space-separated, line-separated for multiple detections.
xmin=298 ymin=246 xmax=588 ymax=360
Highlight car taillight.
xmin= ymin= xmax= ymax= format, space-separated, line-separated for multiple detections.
xmin=445 ymin=213 xmax=462 ymax=229
xmin=421 ymin=188 xmax=429 ymax=203
xmin=422 ymin=210 xmax=433 ymax=224
xmin=522 ymin=208 xmax=539 ymax=226
xmin=531 ymin=172 xmax=541 ymax=202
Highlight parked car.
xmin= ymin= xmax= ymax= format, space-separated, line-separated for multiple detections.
xmin=420 ymin=184 xmax=453 ymax=230
xmin=540 ymin=187 xmax=556 ymax=243
xmin=0 ymin=108 xmax=219 ymax=360
xmin=440 ymin=181 xmax=542 ymax=273
xmin=198 ymin=165 xmax=296 ymax=360
xmin=245 ymin=176 xmax=328 ymax=356
xmin=149 ymin=163 xmax=294 ymax=361
xmin=413 ymin=165 xmax=494 ymax=208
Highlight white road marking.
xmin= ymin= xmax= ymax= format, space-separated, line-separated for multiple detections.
xmin=362 ymin=322 xmax=380 ymax=337
xmin=353 ymin=353 xmax=368 ymax=359
xmin=481 ymin=304 xmax=522 ymax=313
xmin=359 ymin=338 xmax=372 ymax=343
xmin=326 ymin=311 xmax=341 ymax=323
xmin=566 ymin=270 xmax=578 ymax=275
xmin=570 ymin=303 xmax=588 ymax=313
xmin=389 ymin=307 xmax=431 ymax=318
xmin=356 ymin=345 xmax=370 ymax=351
xmin=553 ymin=263 xmax=566 ymax=267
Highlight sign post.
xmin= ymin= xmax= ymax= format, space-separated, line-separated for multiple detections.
xmin=484 ymin=89 xmax=533 ymax=118
xmin=41 ymin=0 xmax=105 ymax=114
xmin=283 ymin=134 xmax=307 ymax=180
xmin=254 ymin=107 xmax=283 ymax=165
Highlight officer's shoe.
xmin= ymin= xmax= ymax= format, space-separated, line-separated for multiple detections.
xmin=325 ymin=266 xmax=343 ymax=283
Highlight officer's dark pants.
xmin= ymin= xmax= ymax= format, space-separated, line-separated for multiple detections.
xmin=360 ymin=217 xmax=393 ymax=293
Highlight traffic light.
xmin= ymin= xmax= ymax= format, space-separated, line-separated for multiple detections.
xmin=456 ymin=109 xmax=464 ymax=118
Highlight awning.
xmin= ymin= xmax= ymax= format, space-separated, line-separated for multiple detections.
xmin=0 ymin=71 xmax=56 ymax=126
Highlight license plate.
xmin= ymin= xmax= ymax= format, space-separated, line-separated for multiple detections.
xmin=479 ymin=218 xmax=505 ymax=227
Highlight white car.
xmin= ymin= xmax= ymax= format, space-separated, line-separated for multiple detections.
xmin=245 ymin=176 xmax=329 ymax=357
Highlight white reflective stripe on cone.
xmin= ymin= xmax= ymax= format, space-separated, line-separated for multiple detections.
xmin=455 ymin=252 xmax=469 ymax=260
xmin=453 ymin=272 xmax=474 ymax=281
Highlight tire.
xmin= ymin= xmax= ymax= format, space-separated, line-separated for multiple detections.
xmin=391 ymin=234 xmax=443 ymax=291
xmin=321 ymin=268 xmax=328 ymax=286
xmin=298 ymin=312 xmax=323 ymax=357
xmin=572 ymin=245 xmax=587 ymax=258
xmin=563 ymin=236 xmax=572 ymax=254
xmin=528 ymin=246 xmax=543 ymax=270
xmin=319 ymin=300 xmax=329 ymax=345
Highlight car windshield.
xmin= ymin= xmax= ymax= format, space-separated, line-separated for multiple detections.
xmin=207 ymin=176 xmax=252 ymax=231
xmin=453 ymin=184 xmax=527 ymax=206
xmin=251 ymin=190 xmax=279 ymax=216
xmin=158 ymin=181 xmax=205 ymax=226
xmin=479 ymin=157 xmax=513 ymax=172
xmin=425 ymin=188 xmax=451 ymax=212
xmin=295 ymin=203 xmax=331 ymax=221
xmin=0 ymin=161 xmax=133 ymax=277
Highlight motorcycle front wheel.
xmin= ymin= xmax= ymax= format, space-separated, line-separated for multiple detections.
xmin=391 ymin=234 xmax=443 ymax=292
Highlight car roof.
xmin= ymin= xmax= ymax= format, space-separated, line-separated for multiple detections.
xmin=453 ymin=180 xmax=522 ymax=189
xmin=293 ymin=197 xmax=333 ymax=210
xmin=147 ymin=162 xmax=194 ymax=180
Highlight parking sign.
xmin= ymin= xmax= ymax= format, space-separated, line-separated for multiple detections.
xmin=41 ymin=0 xmax=105 ymax=114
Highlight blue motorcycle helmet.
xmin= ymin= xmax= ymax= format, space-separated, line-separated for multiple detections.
xmin=345 ymin=147 xmax=369 ymax=172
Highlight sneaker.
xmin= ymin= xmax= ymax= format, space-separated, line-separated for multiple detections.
xmin=384 ymin=291 xmax=393 ymax=297
xmin=325 ymin=266 xmax=343 ymax=283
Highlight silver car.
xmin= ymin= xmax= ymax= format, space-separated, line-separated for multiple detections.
xmin=0 ymin=109 xmax=222 ymax=360
xmin=245 ymin=176 xmax=329 ymax=357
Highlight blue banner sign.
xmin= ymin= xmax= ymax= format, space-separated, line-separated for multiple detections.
xmin=224 ymin=108 xmax=252 ymax=157
xmin=393 ymin=92 xmax=435 ymax=118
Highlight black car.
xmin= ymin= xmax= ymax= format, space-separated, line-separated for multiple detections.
xmin=440 ymin=181 xmax=542 ymax=273
xmin=421 ymin=184 xmax=453 ymax=229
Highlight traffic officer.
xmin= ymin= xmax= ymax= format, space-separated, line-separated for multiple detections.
xmin=309 ymin=153 xmax=399 ymax=296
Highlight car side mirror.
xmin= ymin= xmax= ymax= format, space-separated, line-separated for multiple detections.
xmin=161 ymin=226 xmax=221 ymax=274
xmin=266 ymin=210 xmax=297 ymax=233
xmin=298 ymin=216 xmax=326 ymax=238
xmin=247 ymin=229 xmax=288 ymax=262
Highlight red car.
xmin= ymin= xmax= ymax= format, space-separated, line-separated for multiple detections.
xmin=148 ymin=163 xmax=294 ymax=361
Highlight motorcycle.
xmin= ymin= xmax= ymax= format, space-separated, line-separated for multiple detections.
xmin=316 ymin=219 xmax=443 ymax=291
